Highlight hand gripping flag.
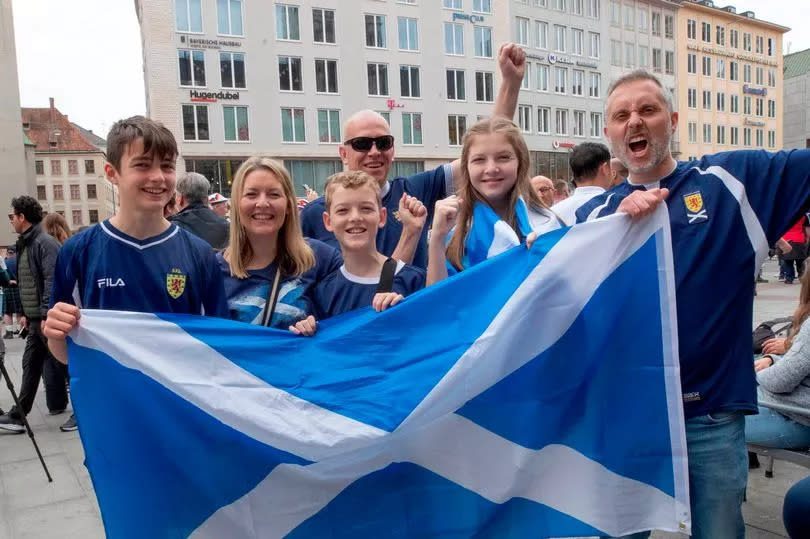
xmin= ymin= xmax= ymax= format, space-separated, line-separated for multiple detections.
xmin=68 ymin=207 xmax=690 ymax=538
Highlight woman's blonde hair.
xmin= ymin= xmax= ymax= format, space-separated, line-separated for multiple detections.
xmin=223 ymin=156 xmax=314 ymax=279
xmin=446 ymin=117 xmax=547 ymax=271
xmin=787 ymin=269 xmax=810 ymax=350
xmin=42 ymin=213 xmax=72 ymax=245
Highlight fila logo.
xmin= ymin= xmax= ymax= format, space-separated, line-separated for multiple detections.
xmin=97 ymin=278 xmax=126 ymax=289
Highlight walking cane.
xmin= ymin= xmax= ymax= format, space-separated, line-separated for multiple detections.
xmin=0 ymin=340 xmax=53 ymax=482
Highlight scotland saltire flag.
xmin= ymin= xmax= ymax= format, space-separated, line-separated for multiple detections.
xmin=68 ymin=207 xmax=690 ymax=538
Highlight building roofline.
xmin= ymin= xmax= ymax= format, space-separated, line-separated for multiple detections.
xmin=681 ymin=1 xmax=791 ymax=33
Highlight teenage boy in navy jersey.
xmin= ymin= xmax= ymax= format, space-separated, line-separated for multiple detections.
xmin=300 ymin=44 xmax=527 ymax=269
xmin=43 ymin=117 xmax=228 ymax=430
xmin=305 ymin=171 xmax=425 ymax=326
xmin=576 ymin=71 xmax=810 ymax=539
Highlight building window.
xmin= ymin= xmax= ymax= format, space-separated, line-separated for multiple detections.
xmin=768 ymin=38 xmax=774 ymax=57
xmin=281 ymin=108 xmax=306 ymax=142
xmin=688 ymin=122 xmax=697 ymax=143
xmin=651 ymin=12 xmax=661 ymax=36
xmin=516 ymin=17 xmax=530 ymax=46
xmin=175 ymin=0 xmax=202 ymax=33
xmin=537 ymin=64 xmax=549 ymax=92
xmin=730 ymin=94 xmax=739 ymax=113
xmin=473 ymin=0 xmax=492 ymax=13
xmin=744 ymin=96 xmax=751 ymax=115
xmin=702 ymin=56 xmax=711 ymax=77
xmin=687 ymin=53 xmax=697 ymax=74
xmin=522 ymin=64 xmax=532 ymax=90
xmin=586 ymin=0 xmax=599 ymax=18
xmin=687 ymin=88 xmax=697 ymax=109
xmin=87 ymin=184 xmax=97 ymax=199
xmin=768 ymin=99 xmax=776 ymax=118
xmin=716 ymin=25 xmax=725 ymax=46
xmin=744 ymin=32 xmax=751 ymax=52
xmin=89 ymin=210 xmax=99 ymax=224
xmin=70 ymin=184 xmax=80 ymax=200
xmin=474 ymin=26 xmax=492 ymax=57
xmin=312 ymin=8 xmax=336 ymax=44
xmin=743 ymin=63 xmax=751 ymax=83
xmin=768 ymin=68 xmax=776 ymax=87
xmin=178 ymin=49 xmax=206 ymax=87
xmin=35 ymin=160 xmax=44 ymax=175
xmin=278 ymin=56 xmax=302 ymax=91
xmin=623 ymin=4 xmax=634 ymax=29
xmin=571 ymin=69 xmax=584 ymax=96
xmin=730 ymin=29 xmax=738 ymax=48
xmin=687 ymin=19 xmax=696 ymax=40
xmin=217 ymin=0 xmax=243 ymax=36
xmin=652 ymin=48 xmax=661 ymax=72
xmin=588 ymin=72 xmax=600 ymax=98
xmin=518 ymin=105 xmax=532 ymax=133
xmin=756 ymin=67 xmax=764 ymax=86
xmin=637 ymin=7 xmax=648 ymax=32
xmin=314 ymin=59 xmax=338 ymax=94
xmin=702 ymin=90 xmax=711 ymax=110
xmin=589 ymin=32 xmax=600 ymax=58
xmin=730 ymin=61 xmax=738 ymax=81
xmin=744 ymin=127 xmax=751 ymax=146
xmin=716 ymin=58 xmax=725 ymax=79
xmin=756 ymin=98 xmax=763 ymax=117
xmin=768 ymin=130 xmax=776 ymax=148
xmin=36 ymin=185 xmax=46 ymax=200
xmin=317 ymin=109 xmax=340 ymax=143
xmin=611 ymin=40 xmax=621 ymax=66
xmin=53 ymin=185 xmax=63 ymax=200
xmin=402 ymin=112 xmax=423 ymax=144
xmin=572 ymin=0 xmax=584 ymax=15
xmin=68 ymin=160 xmax=79 ymax=175
xmin=610 ymin=1 xmax=620 ymax=26
xmin=665 ymin=51 xmax=674 ymax=75
xmin=51 ymin=160 xmax=62 ymax=176
xmin=367 ymin=63 xmax=389 ymax=96
xmin=731 ymin=126 xmax=739 ymax=145
xmin=443 ymin=0 xmax=462 ymax=8
xmin=554 ymin=25 xmax=566 ymax=52
xmin=365 ymin=14 xmax=386 ymax=48
xmin=84 ymin=160 xmax=95 ymax=174
xmin=72 ymin=210 xmax=82 ymax=227
xmin=756 ymin=129 xmax=764 ymax=147
xmin=220 ymin=52 xmax=246 ymax=89
xmin=571 ymin=28 xmax=584 ymax=56
xmin=448 ymin=115 xmax=467 ymax=146
xmin=538 ymin=107 xmax=551 ymax=134
xmin=664 ymin=15 xmax=673 ymax=39
xmin=755 ymin=35 xmax=764 ymax=55
xmin=589 ymin=112 xmax=601 ymax=137
xmin=446 ymin=69 xmax=465 ymax=100
xmin=573 ymin=110 xmax=585 ymax=137
xmin=276 ymin=4 xmax=299 ymax=40
xmin=717 ymin=125 xmax=725 ymax=145
xmin=701 ymin=22 xmax=710 ymax=43
xmin=398 ymin=17 xmax=419 ymax=51
xmin=555 ymin=109 xmax=568 ymax=135
xmin=536 ymin=21 xmax=549 ymax=49
xmin=475 ymin=71 xmax=494 ymax=102
xmin=444 ymin=23 xmax=464 ymax=54
xmin=400 ymin=65 xmax=420 ymax=97
xmin=182 ymin=104 xmax=209 ymax=141
xmin=716 ymin=92 xmax=725 ymax=112
xmin=223 ymin=105 xmax=249 ymax=142
xmin=554 ymin=66 xmax=567 ymax=94
xmin=639 ymin=45 xmax=648 ymax=68
xmin=703 ymin=123 xmax=711 ymax=144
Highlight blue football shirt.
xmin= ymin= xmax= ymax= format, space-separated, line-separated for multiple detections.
xmin=575 ymin=150 xmax=810 ymax=419
xmin=312 ymin=261 xmax=426 ymax=319
xmin=218 ymin=238 xmax=341 ymax=329
xmin=300 ymin=164 xmax=452 ymax=269
xmin=51 ymin=220 xmax=228 ymax=317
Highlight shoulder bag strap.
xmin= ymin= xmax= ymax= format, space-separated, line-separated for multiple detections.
xmin=376 ymin=258 xmax=398 ymax=294
xmin=260 ymin=268 xmax=283 ymax=327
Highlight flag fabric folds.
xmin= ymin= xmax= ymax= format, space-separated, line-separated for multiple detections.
xmin=68 ymin=207 xmax=690 ymax=539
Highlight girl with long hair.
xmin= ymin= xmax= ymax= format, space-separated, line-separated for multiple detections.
xmin=746 ymin=268 xmax=810 ymax=448
xmin=43 ymin=213 xmax=72 ymax=244
xmin=218 ymin=157 xmax=341 ymax=333
xmin=427 ymin=117 xmax=561 ymax=284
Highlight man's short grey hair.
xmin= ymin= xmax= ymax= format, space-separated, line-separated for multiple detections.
xmin=176 ymin=172 xmax=211 ymax=205
xmin=605 ymin=70 xmax=675 ymax=116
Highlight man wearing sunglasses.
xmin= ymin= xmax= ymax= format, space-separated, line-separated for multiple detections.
xmin=301 ymin=43 xmax=527 ymax=269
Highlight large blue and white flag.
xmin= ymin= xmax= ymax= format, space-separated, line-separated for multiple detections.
xmin=68 ymin=207 xmax=689 ymax=538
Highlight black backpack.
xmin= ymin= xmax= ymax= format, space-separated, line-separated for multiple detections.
xmin=753 ymin=317 xmax=792 ymax=354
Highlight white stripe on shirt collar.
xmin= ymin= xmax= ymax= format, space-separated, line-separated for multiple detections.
xmin=100 ymin=221 xmax=180 ymax=251
xmin=340 ymin=260 xmax=405 ymax=285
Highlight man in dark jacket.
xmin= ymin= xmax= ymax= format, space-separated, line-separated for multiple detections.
xmin=0 ymin=196 xmax=68 ymax=433
xmin=170 ymin=172 xmax=229 ymax=249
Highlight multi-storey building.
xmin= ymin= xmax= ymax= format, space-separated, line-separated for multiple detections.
xmin=0 ymin=0 xmax=35 ymax=246
xmin=676 ymin=0 xmax=788 ymax=160
xmin=782 ymin=48 xmax=810 ymax=150
xmin=22 ymin=99 xmax=117 ymax=231
xmin=136 ymin=0 xmax=511 ymax=196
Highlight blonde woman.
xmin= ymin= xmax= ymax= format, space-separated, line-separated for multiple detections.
xmin=218 ymin=157 xmax=341 ymax=332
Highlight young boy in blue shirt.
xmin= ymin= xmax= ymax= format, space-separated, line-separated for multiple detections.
xmin=43 ymin=116 xmax=228 ymax=429
xmin=307 ymin=171 xmax=425 ymax=325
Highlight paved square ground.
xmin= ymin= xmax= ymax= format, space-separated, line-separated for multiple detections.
xmin=0 ymin=259 xmax=804 ymax=538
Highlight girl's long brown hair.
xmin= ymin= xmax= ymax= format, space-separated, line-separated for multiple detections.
xmin=223 ymin=156 xmax=314 ymax=279
xmin=446 ymin=117 xmax=547 ymax=271
xmin=787 ymin=269 xmax=810 ymax=349
xmin=42 ymin=213 xmax=71 ymax=245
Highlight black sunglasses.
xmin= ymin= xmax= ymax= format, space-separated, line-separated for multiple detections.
xmin=343 ymin=135 xmax=394 ymax=152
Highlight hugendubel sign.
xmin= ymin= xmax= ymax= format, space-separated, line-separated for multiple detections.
xmin=189 ymin=90 xmax=240 ymax=102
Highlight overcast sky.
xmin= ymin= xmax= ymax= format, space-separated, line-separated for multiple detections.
xmin=10 ymin=0 xmax=810 ymax=136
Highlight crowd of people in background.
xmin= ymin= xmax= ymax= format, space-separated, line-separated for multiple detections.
xmin=3 ymin=40 xmax=810 ymax=538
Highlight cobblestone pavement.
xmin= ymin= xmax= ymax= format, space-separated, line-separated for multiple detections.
xmin=0 ymin=258 xmax=804 ymax=538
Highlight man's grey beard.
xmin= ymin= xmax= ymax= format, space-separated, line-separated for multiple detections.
xmin=608 ymin=129 xmax=672 ymax=175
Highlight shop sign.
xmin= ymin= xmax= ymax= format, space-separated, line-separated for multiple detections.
xmin=552 ymin=140 xmax=576 ymax=149
xmin=744 ymin=118 xmax=766 ymax=127
xmin=179 ymin=35 xmax=243 ymax=49
xmin=386 ymin=99 xmax=405 ymax=110
xmin=743 ymin=84 xmax=767 ymax=96
xmin=451 ymin=12 xmax=486 ymax=24
xmin=189 ymin=90 xmax=240 ymax=102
